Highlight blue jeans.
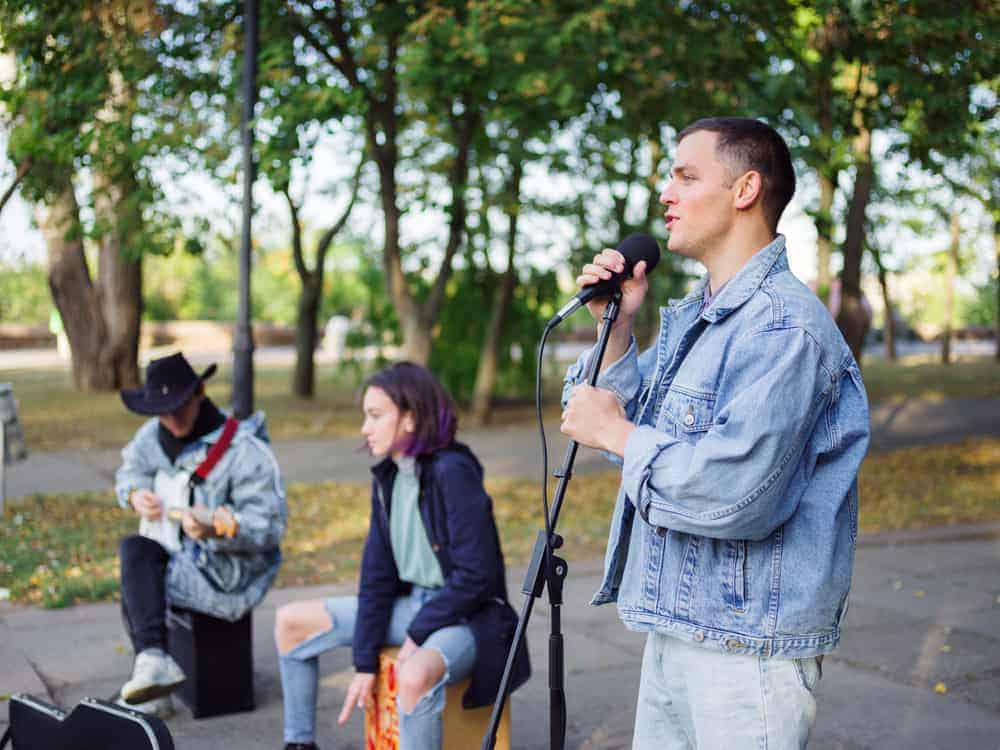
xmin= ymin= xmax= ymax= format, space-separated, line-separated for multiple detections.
xmin=280 ymin=587 xmax=476 ymax=748
xmin=632 ymin=631 xmax=821 ymax=750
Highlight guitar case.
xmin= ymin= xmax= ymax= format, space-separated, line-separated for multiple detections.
xmin=1 ymin=693 xmax=174 ymax=750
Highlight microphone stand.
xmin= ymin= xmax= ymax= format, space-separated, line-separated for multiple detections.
xmin=481 ymin=291 xmax=623 ymax=750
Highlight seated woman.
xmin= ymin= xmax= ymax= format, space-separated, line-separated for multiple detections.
xmin=275 ymin=362 xmax=529 ymax=750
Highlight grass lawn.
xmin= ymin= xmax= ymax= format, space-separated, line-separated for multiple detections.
xmin=861 ymin=354 xmax=1000 ymax=404
xmin=0 ymin=363 xmax=559 ymax=453
xmin=1 ymin=355 xmax=996 ymax=452
xmin=2 ymin=436 xmax=997 ymax=609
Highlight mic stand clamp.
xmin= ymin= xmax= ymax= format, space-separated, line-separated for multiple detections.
xmin=481 ymin=291 xmax=623 ymax=750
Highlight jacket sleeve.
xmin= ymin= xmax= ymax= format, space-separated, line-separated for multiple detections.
xmin=621 ymin=326 xmax=854 ymax=541
xmin=114 ymin=421 xmax=159 ymax=509
xmin=353 ymin=489 xmax=400 ymax=674
xmin=204 ymin=436 xmax=287 ymax=554
xmin=405 ymin=455 xmax=499 ymax=645
xmin=562 ymin=336 xmax=657 ymax=467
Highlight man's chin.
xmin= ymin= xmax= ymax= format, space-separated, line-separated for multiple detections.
xmin=666 ymin=235 xmax=692 ymax=257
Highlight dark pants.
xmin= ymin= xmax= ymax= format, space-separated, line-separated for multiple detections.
xmin=120 ymin=534 xmax=170 ymax=653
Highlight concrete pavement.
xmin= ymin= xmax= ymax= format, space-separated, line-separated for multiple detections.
xmin=5 ymin=396 xmax=1000 ymax=500
xmin=2 ymin=525 xmax=999 ymax=749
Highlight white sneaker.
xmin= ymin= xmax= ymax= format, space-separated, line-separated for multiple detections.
xmin=120 ymin=649 xmax=186 ymax=705
xmin=116 ymin=693 xmax=175 ymax=720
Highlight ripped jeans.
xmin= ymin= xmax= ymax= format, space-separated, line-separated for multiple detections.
xmin=279 ymin=586 xmax=476 ymax=748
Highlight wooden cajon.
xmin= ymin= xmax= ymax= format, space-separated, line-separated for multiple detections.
xmin=364 ymin=647 xmax=511 ymax=750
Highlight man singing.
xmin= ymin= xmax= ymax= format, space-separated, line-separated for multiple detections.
xmin=561 ymin=117 xmax=870 ymax=749
xmin=115 ymin=352 xmax=287 ymax=717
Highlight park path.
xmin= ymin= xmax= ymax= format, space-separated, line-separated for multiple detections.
xmin=4 ymin=394 xmax=999 ymax=500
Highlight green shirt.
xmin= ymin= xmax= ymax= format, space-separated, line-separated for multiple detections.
xmin=389 ymin=457 xmax=445 ymax=589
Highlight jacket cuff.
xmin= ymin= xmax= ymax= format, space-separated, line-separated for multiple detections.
xmin=116 ymin=484 xmax=150 ymax=510
xmin=594 ymin=336 xmax=640 ymax=406
xmin=354 ymin=657 xmax=378 ymax=674
xmin=406 ymin=625 xmax=430 ymax=647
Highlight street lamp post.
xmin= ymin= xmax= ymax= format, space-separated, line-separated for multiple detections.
xmin=232 ymin=0 xmax=258 ymax=419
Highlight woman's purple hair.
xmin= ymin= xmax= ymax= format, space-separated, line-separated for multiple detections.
xmin=365 ymin=361 xmax=458 ymax=457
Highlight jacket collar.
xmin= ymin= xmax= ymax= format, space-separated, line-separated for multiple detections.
xmin=692 ymin=234 xmax=788 ymax=324
xmin=369 ymin=441 xmax=479 ymax=486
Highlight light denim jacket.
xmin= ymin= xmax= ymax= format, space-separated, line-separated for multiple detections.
xmin=564 ymin=236 xmax=870 ymax=658
xmin=115 ymin=411 xmax=287 ymax=622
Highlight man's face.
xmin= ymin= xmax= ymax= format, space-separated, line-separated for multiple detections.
xmin=159 ymin=391 xmax=203 ymax=438
xmin=659 ymin=130 xmax=739 ymax=261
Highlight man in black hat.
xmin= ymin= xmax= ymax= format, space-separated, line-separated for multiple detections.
xmin=115 ymin=352 xmax=287 ymax=717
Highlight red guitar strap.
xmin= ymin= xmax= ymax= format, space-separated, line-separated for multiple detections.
xmin=190 ymin=417 xmax=239 ymax=486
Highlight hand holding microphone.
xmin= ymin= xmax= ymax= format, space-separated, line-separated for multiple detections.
xmin=555 ymin=234 xmax=660 ymax=456
xmin=549 ymin=234 xmax=660 ymax=328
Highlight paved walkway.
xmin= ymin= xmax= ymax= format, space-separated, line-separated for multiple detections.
xmin=5 ymin=396 xmax=1000 ymax=500
xmin=1 ymin=523 xmax=999 ymax=749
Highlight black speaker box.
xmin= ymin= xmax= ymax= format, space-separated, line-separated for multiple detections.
xmin=166 ymin=606 xmax=254 ymax=719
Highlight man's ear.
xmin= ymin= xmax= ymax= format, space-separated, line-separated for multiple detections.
xmin=733 ymin=170 xmax=763 ymax=211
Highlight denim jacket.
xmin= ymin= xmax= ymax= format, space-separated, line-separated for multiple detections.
xmin=115 ymin=411 xmax=287 ymax=622
xmin=564 ymin=236 xmax=870 ymax=658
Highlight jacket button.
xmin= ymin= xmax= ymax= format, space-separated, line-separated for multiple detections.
xmin=693 ymin=631 xmax=705 ymax=642
xmin=684 ymin=412 xmax=695 ymax=427
xmin=656 ymin=527 xmax=667 ymax=537
xmin=432 ymin=544 xmax=440 ymax=552
xmin=726 ymin=639 xmax=741 ymax=650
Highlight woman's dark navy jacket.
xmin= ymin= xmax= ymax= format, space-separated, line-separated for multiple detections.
xmin=353 ymin=441 xmax=530 ymax=709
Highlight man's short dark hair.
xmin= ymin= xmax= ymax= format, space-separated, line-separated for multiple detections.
xmin=678 ymin=117 xmax=795 ymax=232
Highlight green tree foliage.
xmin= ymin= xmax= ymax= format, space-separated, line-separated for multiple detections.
xmin=764 ymin=0 xmax=999 ymax=360
xmin=0 ymin=262 xmax=50 ymax=324
xmin=430 ymin=264 xmax=558 ymax=403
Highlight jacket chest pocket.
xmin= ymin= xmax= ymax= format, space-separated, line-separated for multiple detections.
xmin=657 ymin=385 xmax=716 ymax=440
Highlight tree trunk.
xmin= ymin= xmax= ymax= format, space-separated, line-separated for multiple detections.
xmin=293 ymin=279 xmax=321 ymax=397
xmin=816 ymin=171 xmax=836 ymax=304
xmin=470 ymin=163 xmax=523 ymax=425
xmin=94 ymin=169 xmax=143 ymax=389
xmin=941 ymin=211 xmax=960 ymax=365
xmin=400 ymin=314 xmax=432 ymax=364
xmin=836 ymin=126 xmax=874 ymax=364
xmin=994 ymin=218 xmax=999 ymax=362
xmin=38 ymin=181 xmax=116 ymax=390
xmin=871 ymin=245 xmax=896 ymax=361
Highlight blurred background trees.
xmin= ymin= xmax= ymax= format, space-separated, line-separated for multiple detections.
xmin=0 ymin=0 xmax=996 ymax=420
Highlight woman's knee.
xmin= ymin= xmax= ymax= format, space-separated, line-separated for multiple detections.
xmin=274 ymin=600 xmax=330 ymax=654
xmin=397 ymin=654 xmax=446 ymax=714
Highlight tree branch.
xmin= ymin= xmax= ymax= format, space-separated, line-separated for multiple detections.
xmin=283 ymin=187 xmax=309 ymax=282
xmin=0 ymin=157 xmax=31 ymax=217
xmin=315 ymin=151 xmax=364 ymax=272
xmin=426 ymin=100 xmax=480 ymax=321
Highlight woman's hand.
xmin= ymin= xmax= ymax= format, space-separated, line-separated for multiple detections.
xmin=337 ymin=672 xmax=376 ymax=725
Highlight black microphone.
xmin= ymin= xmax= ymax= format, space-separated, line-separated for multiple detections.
xmin=548 ymin=233 xmax=661 ymax=326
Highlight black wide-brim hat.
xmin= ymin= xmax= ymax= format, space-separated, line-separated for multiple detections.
xmin=120 ymin=352 xmax=217 ymax=416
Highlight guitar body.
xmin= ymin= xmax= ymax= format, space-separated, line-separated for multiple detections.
xmin=6 ymin=693 xmax=174 ymax=750
xmin=137 ymin=470 xmax=239 ymax=553
xmin=137 ymin=469 xmax=191 ymax=553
